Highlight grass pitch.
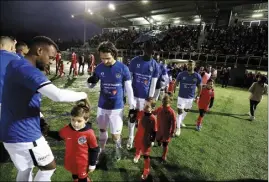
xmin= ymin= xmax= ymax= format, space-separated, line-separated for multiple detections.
xmin=0 ymin=69 xmax=267 ymax=182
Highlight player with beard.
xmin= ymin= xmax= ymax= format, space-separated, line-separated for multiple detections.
xmin=174 ymin=60 xmax=202 ymax=136
xmin=127 ymin=41 xmax=159 ymax=150
xmin=87 ymin=41 xmax=135 ymax=161
xmin=0 ymin=36 xmax=89 ymax=181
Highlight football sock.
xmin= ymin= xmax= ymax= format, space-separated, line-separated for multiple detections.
xmin=143 ymin=156 xmax=150 ymax=175
xmin=34 ymin=169 xmax=55 ymax=181
xmin=197 ymin=116 xmax=203 ymax=126
xmin=128 ymin=121 xmax=135 ymax=143
xmin=115 ymin=137 xmax=121 ymax=149
xmin=16 ymin=168 xmax=33 ymax=181
xmin=181 ymin=111 xmax=188 ymax=122
xmin=99 ymin=131 xmax=108 ymax=151
xmin=176 ymin=114 xmax=183 ymax=128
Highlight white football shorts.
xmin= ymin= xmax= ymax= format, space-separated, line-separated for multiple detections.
xmin=134 ymin=97 xmax=146 ymax=111
xmin=177 ymin=97 xmax=194 ymax=110
xmin=4 ymin=136 xmax=54 ymax=171
xmin=97 ymin=107 xmax=123 ymax=135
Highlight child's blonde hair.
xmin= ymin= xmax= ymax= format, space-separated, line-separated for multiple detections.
xmin=162 ymin=94 xmax=172 ymax=106
xmin=71 ymin=100 xmax=91 ymax=121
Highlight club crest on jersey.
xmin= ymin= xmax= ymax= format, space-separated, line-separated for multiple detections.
xmin=112 ymin=90 xmax=117 ymax=95
xmin=78 ymin=136 xmax=87 ymax=145
xmin=137 ymin=64 xmax=140 ymax=68
xmin=149 ymin=66 xmax=153 ymax=72
xmin=116 ymin=73 xmax=121 ymax=78
xmin=183 ymin=77 xmax=186 ymax=80
xmin=101 ymin=72 xmax=104 ymax=77
xmin=144 ymin=80 xmax=148 ymax=85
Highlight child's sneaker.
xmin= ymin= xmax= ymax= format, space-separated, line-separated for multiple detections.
xmin=133 ymin=155 xmax=140 ymax=163
xmin=196 ymin=124 xmax=202 ymax=131
xmin=141 ymin=173 xmax=148 ymax=180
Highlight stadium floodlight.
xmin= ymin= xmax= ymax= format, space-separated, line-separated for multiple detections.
xmin=71 ymin=14 xmax=75 ymax=18
xmin=157 ymin=22 xmax=162 ymax=25
xmin=252 ymin=13 xmax=263 ymax=18
xmin=150 ymin=19 xmax=154 ymax=23
xmin=108 ymin=3 xmax=115 ymax=11
xmin=87 ymin=9 xmax=91 ymax=13
xmin=194 ymin=18 xmax=201 ymax=22
xmin=90 ymin=12 xmax=93 ymax=15
xmin=142 ymin=0 xmax=149 ymax=4
xmin=174 ymin=20 xmax=180 ymax=24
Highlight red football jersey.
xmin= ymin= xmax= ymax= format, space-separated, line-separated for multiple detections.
xmin=59 ymin=123 xmax=98 ymax=178
xmin=71 ymin=52 xmax=77 ymax=65
xmin=153 ymin=106 xmax=176 ymax=142
xmin=198 ymin=87 xmax=215 ymax=109
xmin=56 ymin=53 xmax=61 ymax=62
xmin=134 ymin=112 xmax=157 ymax=154
xmin=168 ymin=80 xmax=176 ymax=93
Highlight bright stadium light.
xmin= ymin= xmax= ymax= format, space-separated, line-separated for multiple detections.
xmin=252 ymin=13 xmax=263 ymax=18
xmin=90 ymin=12 xmax=93 ymax=15
xmin=194 ymin=18 xmax=201 ymax=22
xmin=174 ymin=20 xmax=180 ymax=24
xmin=142 ymin=0 xmax=149 ymax=4
xmin=157 ymin=22 xmax=162 ymax=25
xmin=71 ymin=14 xmax=75 ymax=18
xmin=87 ymin=9 xmax=91 ymax=13
xmin=150 ymin=19 xmax=154 ymax=23
xmin=108 ymin=3 xmax=115 ymax=11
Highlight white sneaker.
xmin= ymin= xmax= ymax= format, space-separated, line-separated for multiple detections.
xmin=151 ymin=142 xmax=155 ymax=147
xmin=250 ymin=115 xmax=255 ymax=121
xmin=175 ymin=128 xmax=181 ymax=136
xmin=181 ymin=123 xmax=186 ymax=128
xmin=126 ymin=138 xmax=133 ymax=150
xmin=133 ymin=155 xmax=140 ymax=163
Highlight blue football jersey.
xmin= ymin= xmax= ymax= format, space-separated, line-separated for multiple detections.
xmin=0 ymin=58 xmax=49 ymax=143
xmin=156 ymin=63 xmax=168 ymax=89
xmin=129 ymin=56 xmax=159 ymax=99
xmin=0 ymin=50 xmax=21 ymax=103
xmin=95 ymin=61 xmax=131 ymax=110
xmin=176 ymin=71 xmax=202 ymax=99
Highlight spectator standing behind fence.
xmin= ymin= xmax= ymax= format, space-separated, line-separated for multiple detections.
xmin=222 ymin=68 xmax=231 ymax=88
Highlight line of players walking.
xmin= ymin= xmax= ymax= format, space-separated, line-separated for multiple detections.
xmin=0 ymin=36 xmax=266 ymax=182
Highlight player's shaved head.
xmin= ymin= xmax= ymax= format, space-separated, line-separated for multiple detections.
xmin=28 ymin=36 xmax=59 ymax=53
xmin=0 ymin=36 xmax=15 ymax=52
xmin=16 ymin=42 xmax=29 ymax=56
xmin=26 ymin=36 xmax=58 ymax=71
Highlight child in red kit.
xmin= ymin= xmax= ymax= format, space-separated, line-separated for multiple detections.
xmin=196 ymin=79 xmax=215 ymax=131
xmin=153 ymin=94 xmax=176 ymax=162
xmin=168 ymin=78 xmax=176 ymax=93
xmin=133 ymin=103 xmax=157 ymax=180
xmin=69 ymin=52 xmax=78 ymax=78
xmin=59 ymin=100 xmax=100 ymax=182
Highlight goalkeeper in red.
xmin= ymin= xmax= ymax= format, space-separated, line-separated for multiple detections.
xmin=196 ymin=79 xmax=215 ymax=131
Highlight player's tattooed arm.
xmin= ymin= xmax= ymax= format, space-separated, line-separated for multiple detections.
xmin=87 ymin=72 xmax=99 ymax=88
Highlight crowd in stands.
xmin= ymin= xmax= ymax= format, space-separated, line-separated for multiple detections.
xmin=87 ymin=24 xmax=268 ymax=57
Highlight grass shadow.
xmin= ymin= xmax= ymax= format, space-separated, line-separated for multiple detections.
xmin=189 ymin=110 xmax=249 ymax=121
xmin=0 ymin=142 xmax=10 ymax=163
xmin=64 ymin=77 xmax=77 ymax=88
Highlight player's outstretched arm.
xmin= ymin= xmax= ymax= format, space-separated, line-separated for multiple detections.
xmin=124 ymin=80 xmax=136 ymax=109
xmin=38 ymin=83 xmax=87 ymax=102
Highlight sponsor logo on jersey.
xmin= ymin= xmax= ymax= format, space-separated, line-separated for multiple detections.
xmin=112 ymin=90 xmax=117 ymax=95
xmin=116 ymin=73 xmax=121 ymax=78
xmin=78 ymin=136 xmax=87 ymax=145
xmin=193 ymin=78 xmax=197 ymax=82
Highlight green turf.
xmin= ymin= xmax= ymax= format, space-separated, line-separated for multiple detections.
xmin=0 ymin=74 xmax=268 ymax=181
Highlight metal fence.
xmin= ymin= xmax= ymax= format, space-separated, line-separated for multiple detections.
xmin=67 ymin=48 xmax=268 ymax=69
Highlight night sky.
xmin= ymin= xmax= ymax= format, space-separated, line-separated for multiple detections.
xmin=0 ymin=1 xmax=111 ymax=41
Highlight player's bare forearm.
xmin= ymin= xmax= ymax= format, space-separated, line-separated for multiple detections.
xmin=196 ymin=84 xmax=202 ymax=98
